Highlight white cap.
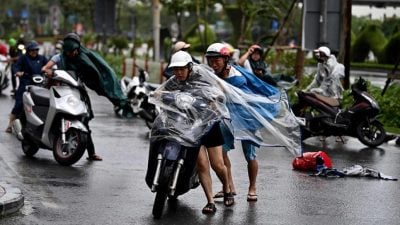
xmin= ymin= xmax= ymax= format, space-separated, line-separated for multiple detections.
xmin=169 ymin=51 xmax=193 ymax=68
xmin=313 ymin=46 xmax=331 ymax=57
xmin=174 ymin=41 xmax=191 ymax=52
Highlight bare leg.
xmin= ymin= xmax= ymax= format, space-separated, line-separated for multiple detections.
xmin=207 ymin=145 xmax=230 ymax=193
xmin=247 ymin=159 xmax=258 ymax=195
xmin=222 ymin=152 xmax=236 ymax=194
xmin=207 ymin=145 xmax=234 ymax=206
xmin=197 ymin=146 xmax=214 ymax=204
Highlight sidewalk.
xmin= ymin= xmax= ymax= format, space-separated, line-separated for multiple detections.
xmin=0 ymin=182 xmax=24 ymax=216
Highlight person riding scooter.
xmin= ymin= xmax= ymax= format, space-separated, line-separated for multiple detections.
xmin=5 ymin=41 xmax=48 ymax=133
xmin=292 ymin=46 xmax=344 ymax=117
xmin=42 ymin=33 xmax=133 ymax=161
xmin=148 ymin=50 xmax=233 ymax=215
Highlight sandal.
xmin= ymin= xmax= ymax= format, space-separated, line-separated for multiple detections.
xmin=247 ymin=194 xmax=258 ymax=202
xmin=213 ymin=190 xmax=237 ymax=198
xmin=202 ymin=203 xmax=216 ymax=214
xmin=87 ymin=154 xmax=103 ymax=161
xmin=223 ymin=192 xmax=235 ymax=207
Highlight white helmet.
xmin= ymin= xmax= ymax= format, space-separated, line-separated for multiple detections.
xmin=313 ymin=46 xmax=331 ymax=57
xmin=205 ymin=43 xmax=231 ymax=58
xmin=169 ymin=50 xmax=193 ymax=68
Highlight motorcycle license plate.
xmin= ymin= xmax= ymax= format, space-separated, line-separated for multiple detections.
xmin=163 ymin=142 xmax=181 ymax=160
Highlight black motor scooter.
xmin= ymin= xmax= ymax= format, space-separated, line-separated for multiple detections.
xmin=145 ymin=91 xmax=220 ymax=219
xmin=295 ymin=77 xmax=387 ymax=147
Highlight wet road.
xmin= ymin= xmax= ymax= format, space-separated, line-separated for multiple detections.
xmin=1 ymin=87 xmax=400 ymax=225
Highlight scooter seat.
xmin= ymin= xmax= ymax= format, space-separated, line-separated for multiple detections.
xmin=305 ymin=92 xmax=340 ymax=107
xmin=29 ymin=86 xmax=50 ymax=106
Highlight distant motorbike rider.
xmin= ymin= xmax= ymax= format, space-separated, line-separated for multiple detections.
xmin=5 ymin=41 xmax=48 ymax=133
xmin=238 ymin=44 xmax=296 ymax=87
xmin=292 ymin=46 xmax=344 ymax=116
xmin=6 ymin=38 xmax=25 ymax=95
xmin=41 ymin=33 xmax=133 ymax=161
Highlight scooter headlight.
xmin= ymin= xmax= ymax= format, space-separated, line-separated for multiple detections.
xmin=67 ymin=96 xmax=80 ymax=107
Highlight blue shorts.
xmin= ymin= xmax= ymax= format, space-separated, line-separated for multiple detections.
xmin=220 ymin=123 xmax=257 ymax=161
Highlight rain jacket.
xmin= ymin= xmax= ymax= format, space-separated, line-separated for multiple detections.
xmin=59 ymin=46 xmax=128 ymax=107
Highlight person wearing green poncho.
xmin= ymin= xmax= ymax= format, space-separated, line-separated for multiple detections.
xmin=42 ymin=33 xmax=132 ymax=161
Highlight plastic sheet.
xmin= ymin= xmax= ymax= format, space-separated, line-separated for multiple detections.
xmin=149 ymin=64 xmax=302 ymax=156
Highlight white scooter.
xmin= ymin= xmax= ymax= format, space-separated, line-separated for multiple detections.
xmin=14 ymin=70 xmax=91 ymax=166
xmin=0 ymin=54 xmax=10 ymax=95
xmin=119 ymin=66 xmax=159 ymax=128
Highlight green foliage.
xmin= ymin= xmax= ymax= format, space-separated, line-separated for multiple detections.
xmin=102 ymin=54 xmax=124 ymax=78
xmin=184 ymin=20 xmax=216 ymax=53
xmin=381 ymin=17 xmax=400 ymax=37
xmin=351 ymin=24 xmax=387 ymax=62
xmin=369 ymin=82 xmax=400 ymax=128
xmin=108 ymin=36 xmax=129 ymax=54
xmin=82 ymin=32 xmax=97 ymax=46
xmin=379 ymin=32 xmax=400 ymax=64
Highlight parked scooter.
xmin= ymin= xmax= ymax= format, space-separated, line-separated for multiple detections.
xmin=145 ymin=92 xmax=220 ymax=219
xmin=295 ymin=77 xmax=387 ymax=147
xmin=118 ymin=66 xmax=158 ymax=128
xmin=0 ymin=54 xmax=10 ymax=95
xmin=14 ymin=70 xmax=91 ymax=166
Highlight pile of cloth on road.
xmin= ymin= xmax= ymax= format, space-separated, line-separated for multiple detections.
xmin=312 ymin=164 xmax=397 ymax=181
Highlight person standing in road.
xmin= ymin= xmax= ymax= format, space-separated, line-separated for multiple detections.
xmin=205 ymin=43 xmax=259 ymax=201
xmin=5 ymin=41 xmax=48 ymax=133
xmin=204 ymin=42 xmax=302 ymax=202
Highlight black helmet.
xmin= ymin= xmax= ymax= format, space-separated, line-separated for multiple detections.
xmin=63 ymin=33 xmax=81 ymax=43
xmin=63 ymin=33 xmax=81 ymax=52
xmin=26 ymin=41 xmax=40 ymax=51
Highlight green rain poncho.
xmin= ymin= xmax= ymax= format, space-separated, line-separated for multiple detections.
xmin=60 ymin=39 xmax=128 ymax=108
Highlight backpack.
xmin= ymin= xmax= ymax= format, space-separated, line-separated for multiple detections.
xmin=292 ymin=151 xmax=332 ymax=171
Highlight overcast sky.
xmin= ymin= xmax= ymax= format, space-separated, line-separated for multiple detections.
xmin=353 ymin=6 xmax=400 ymax=20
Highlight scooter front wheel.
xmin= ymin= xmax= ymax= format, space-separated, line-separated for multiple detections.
xmin=21 ymin=138 xmax=39 ymax=157
xmin=356 ymin=120 xmax=386 ymax=147
xmin=53 ymin=128 xmax=87 ymax=166
xmin=152 ymin=191 xmax=167 ymax=219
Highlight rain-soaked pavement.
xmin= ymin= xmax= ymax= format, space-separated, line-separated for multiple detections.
xmin=1 ymin=87 xmax=400 ymax=225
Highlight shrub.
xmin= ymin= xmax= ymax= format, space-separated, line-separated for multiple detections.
xmin=352 ymin=24 xmax=386 ymax=62
xmin=379 ymin=31 xmax=400 ymax=64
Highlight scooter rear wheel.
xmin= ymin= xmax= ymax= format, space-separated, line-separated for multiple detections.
xmin=152 ymin=191 xmax=167 ymax=219
xmin=356 ymin=120 xmax=386 ymax=147
xmin=53 ymin=128 xmax=87 ymax=166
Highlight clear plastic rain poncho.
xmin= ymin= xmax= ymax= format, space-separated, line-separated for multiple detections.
xmin=305 ymin=54 xmax=344 ymax=100
xmin=149 ymin=64 xmax=302 ymax=156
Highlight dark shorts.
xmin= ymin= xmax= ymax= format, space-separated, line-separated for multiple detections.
xmin=201 ymin=122 xmax=225 ymax=148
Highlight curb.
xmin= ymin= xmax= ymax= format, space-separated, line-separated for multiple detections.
xmin=0 ymin=182 xmax=24 ymax=216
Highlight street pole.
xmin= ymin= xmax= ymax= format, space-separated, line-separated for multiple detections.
xmin=152 ymin=0 xmax=160 ymax=62
xmin=341 ymin=0 xmax=352 ymax=89
xmin=319 ymin=0 xmax=328 ymax=46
